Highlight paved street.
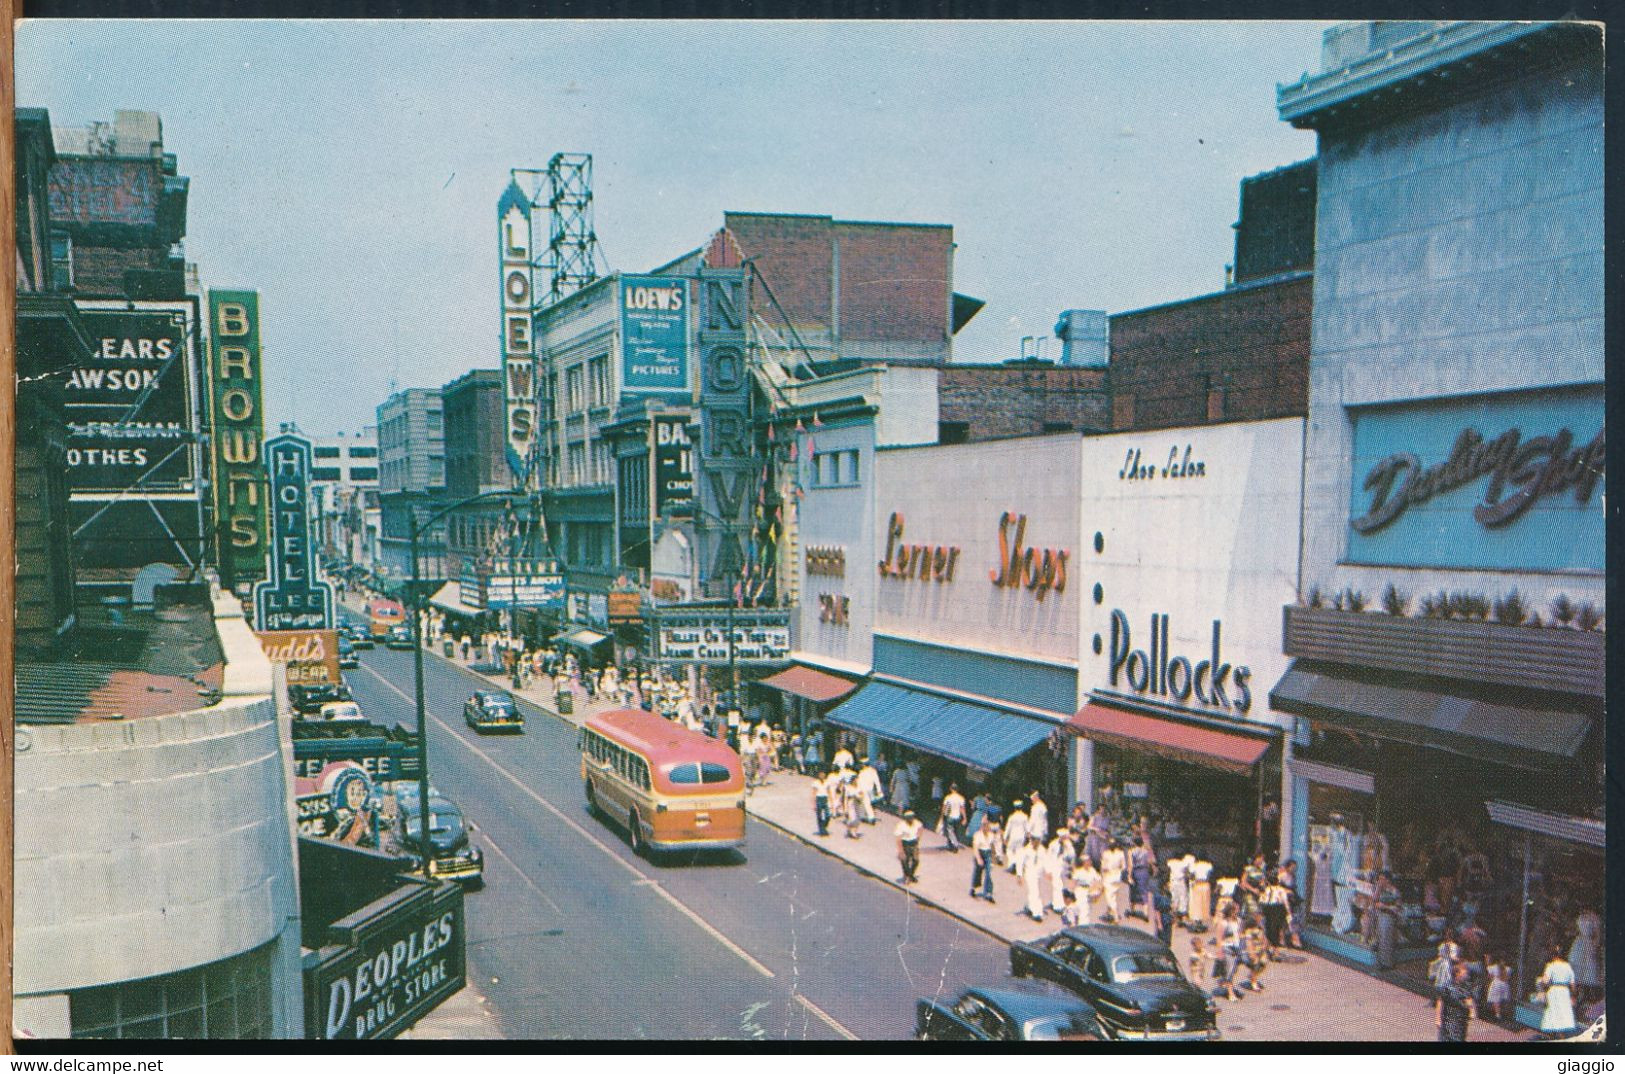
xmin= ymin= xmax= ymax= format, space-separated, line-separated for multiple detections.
xmin=342 ymin=631 xmax=1017 ymax=1041
xmin=342 ymin=614 xmax=1525 ymax=1043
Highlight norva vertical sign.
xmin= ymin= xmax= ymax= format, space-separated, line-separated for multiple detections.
xmin=255 ymin=433 xmax=334 ymax=631
xmin=208 ymin=291 xmax=268 ymax=587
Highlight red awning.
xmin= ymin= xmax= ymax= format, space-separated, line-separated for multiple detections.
xmin=1070 ymin=702 xmax=1271 ymax=776
xmin=758 ymin=665 xmax=858 ymax=704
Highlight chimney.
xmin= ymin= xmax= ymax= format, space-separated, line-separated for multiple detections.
xmin=1054 ymin=310 xmax=1108 ymax=368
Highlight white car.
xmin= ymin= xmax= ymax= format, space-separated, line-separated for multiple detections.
xmin=315 ymin=701 xmax=366 ymax=722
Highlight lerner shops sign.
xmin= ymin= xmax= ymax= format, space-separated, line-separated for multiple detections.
xmin=878 ymin=511 xmax=1070 ymax=602
xmin=305 ymin=880 xmax=466 ymax=1040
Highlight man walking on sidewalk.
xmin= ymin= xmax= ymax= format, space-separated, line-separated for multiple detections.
xmin=813 ymin=770 xmax=833 ymax=836
xmin=896 ymin=810 xmax=924 ymax=884
xmin=939 ymin=783 xmax=967 ymax=851
xmin=855 ymin=758 xmax=882 ymax=825
xmin=970 ymin=821 xmax=998 ymax=902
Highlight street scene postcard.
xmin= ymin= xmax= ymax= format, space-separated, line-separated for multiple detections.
xmin=10 ymin=17 xmax=1606 ymax=1048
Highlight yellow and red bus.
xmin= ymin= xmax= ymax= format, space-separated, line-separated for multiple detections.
xmin=365 ymin=598 xmax=405 ymax=640
xmin=580 ymin=708 xmax=746 ymax=854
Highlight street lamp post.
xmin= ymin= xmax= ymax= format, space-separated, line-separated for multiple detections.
xmin=407 ymin=488 xmax=536 ymax=876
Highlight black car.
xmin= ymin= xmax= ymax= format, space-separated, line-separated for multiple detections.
xmin=916 ymin=983 xmax=1107 ymax=1042
xmin=289 ymin=681 xmax=353 ymax=716
xmin=1010 ymin=925 xmax=1220 ymax=1040
xmin=384 ymin=625 xmax=415 ymax=651
xmin=464 ymin=690 xmax=523 ymax=733
xmin=395 ymin=785 xmax=484 ymax=887
xmin=338 ymin=637 xmax=359 ymax=669
xmin=347 ymin=626 xmax=375 ymax=650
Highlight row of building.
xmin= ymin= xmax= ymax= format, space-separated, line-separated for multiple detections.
xmin=15 ymin=111 xmax=467 ymax=1039
xmin=380 ymin=20 xmax=1592 ymax=1024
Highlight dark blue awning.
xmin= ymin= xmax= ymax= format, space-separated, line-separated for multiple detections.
xmin=825 ymin=682 xmax=1057 ymax=772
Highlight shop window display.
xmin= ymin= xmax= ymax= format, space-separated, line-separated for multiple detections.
xmin=1091 ymin=744 xmax=1265 ymax=876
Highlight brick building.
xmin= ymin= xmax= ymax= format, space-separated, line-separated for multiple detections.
xmin=1108 ymin=273 xmax=1313 ymax=432
xmin=46 ymin=110 xmax=190 ymax=301
xmin=725 ymin=212 xmax=961 ymax=365
xmin=936 ymin=362 xmax=1111 ymax=443
xmin=438 ymin=369 xmax=512 ymax=576
xmin=1231 ymin=158 xmax=1317 ymax=285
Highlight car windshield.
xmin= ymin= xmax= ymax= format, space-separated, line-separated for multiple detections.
xmin=1025 ymin=1014 xmax=1099 ymax=1041
xmin=482 ymin=697 xmax=515 ymax=711
xmin=322 ymin=703 xmax=361 ymax=719
xmin=1111 ymin=952 xmax=1181 ymax=980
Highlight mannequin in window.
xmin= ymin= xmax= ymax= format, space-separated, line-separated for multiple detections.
xmin=1330 ymin=814 xmax=1359 ymax=935
xmin=1310 ymin=837 xmax=1335 ymax=918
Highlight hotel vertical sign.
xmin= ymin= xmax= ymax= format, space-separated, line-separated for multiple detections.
xmin=255 ymin=433 xmax=334 ymax=631
xmin=207 ymin=291 xmax=268 ymax=587
xmin=498 ymin=182 xmax=537 ymax=488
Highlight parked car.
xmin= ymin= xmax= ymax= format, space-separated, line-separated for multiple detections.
xmin=915 ymin=983 xmax=1107 ymax=1041
xmin=338 ymin=637 xmax=359 ymax=669
xmin=394 ymin=785 xmax=483 ymax=887
xmin=464 ymin=690 xmax=523 ymax=733
xmin=290 ymin=682 xmax=353 ymax=716
xmin=315 ymin=700 xmax=367 ymax=723
xmin=1009 ymin=925 xmax=1220 ymax=1040
xmin=385 ymin=625 xmax=415 ymax=651
xmin=347 ymin=625 xmax=375 ymax=650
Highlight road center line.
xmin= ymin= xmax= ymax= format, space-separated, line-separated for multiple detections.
xmin=358 ymin=661 xmax=776 ymax=980
xmin=479 ymin=830 xmax=563 ymax=915
xmin=794 ymin=994 xmax=858 ymax=1040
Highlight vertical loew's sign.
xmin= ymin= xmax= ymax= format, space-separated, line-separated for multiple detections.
xmin=498 ymin=182 xmax=537 ymax=487
xmin=255 ymin=433 xmax=334 ymax=631
xmin=208 ymin=291 xmax=268 ymax=587
xmin=621 ymin=275 xmax=690 ymax=392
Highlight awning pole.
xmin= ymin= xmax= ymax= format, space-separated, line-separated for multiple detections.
xmin=1516 ymin=829 xmax=1532 ymax=1001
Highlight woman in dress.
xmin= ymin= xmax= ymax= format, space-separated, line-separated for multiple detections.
xmin=1537 ymin=945 xmax=1578 ymax=1038
xmin=1569 ymin=909 xmax=1603 ymax=1010
xmin=1129 ymin=837 xmax=1156 ymax=920
xmin=1071 ymin=855 xmax=1102 ymax=926
xmin=1485 ymin=956 xmax=1513 ymax=1022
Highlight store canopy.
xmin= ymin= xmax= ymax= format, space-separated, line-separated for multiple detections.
xmin=825 ymin=681 xmax=1056 ymax=772
xmin=1270 ymin=660 xmax=1592 ymax=772
xmin=1070 ymin=701 xmax=1271 ymax=777
xmin=428 ymin=581 xmax=482 ymax=619
xmin=758 ymin=665 xmax=858 ymax=705
xmin=553 ymin=628 xmax=610 ymax=651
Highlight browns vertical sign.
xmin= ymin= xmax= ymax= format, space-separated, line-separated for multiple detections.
xmin=208 ymin=291 xmax=268 ymax=587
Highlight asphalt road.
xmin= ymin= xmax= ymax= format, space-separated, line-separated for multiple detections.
xmin=341 ymin=634 xmax=1015 ymax=1041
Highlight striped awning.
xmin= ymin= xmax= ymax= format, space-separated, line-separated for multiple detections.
xmin=825 ymin=681 xmax=1056 ymax=772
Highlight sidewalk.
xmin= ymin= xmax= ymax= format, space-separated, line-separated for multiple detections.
xmin=355 ymin=614 xmax=1527 ymax=1044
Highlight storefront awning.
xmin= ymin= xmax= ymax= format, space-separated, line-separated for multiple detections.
xmin=1270 ymin=659 xmax=1592 ymax=771
xmin=1070 ymin=701 xmax=1271 ymax=777
xmin=553 ymin=628 xmax=610 ymax=651
xmin=757 ymin=665 xmax=858 ymax=704
xmin=825 ymin=682 xmax=1056 ymax=772
xmin=428 ymin=581 xmax=482 ymax=619
xmin=1485 ymin=800 xmax=1604 ymax=849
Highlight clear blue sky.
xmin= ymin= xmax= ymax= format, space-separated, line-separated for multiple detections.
xmin=16 ymin=20 xmax=1329 ymax=435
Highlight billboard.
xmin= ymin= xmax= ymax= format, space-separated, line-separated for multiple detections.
xmin=258 ymin=629 xmax=341 ymax=685
xmin=655 ymin=608 xmax=791 ymax=664
xmin=485 ymin=571 xmax=565 ymax=611
xmin=208 ymin=291 xmax=269 ymax=586
xmin=498 ymin=182 xmax=537 ymax=485
xmin=255 ymin=434 xmax=335 ymax=631
xmin=48 ymin=157 xmax=159 ymax=228
xmin=620 ymin=276 xmax=690 ymax=393
xmin=66 ymin=308 xmax=196 ymax=493
xmin=652 ymin=415 xmax=695 ymax=517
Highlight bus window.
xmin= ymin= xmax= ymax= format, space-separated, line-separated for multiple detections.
xmin=668 ymin=764 xmax=700 ymax=785
xmin=699 ymin=762 xmax=732 ymax=785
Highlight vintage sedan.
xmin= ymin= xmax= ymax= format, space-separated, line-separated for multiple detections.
xmin=290 ymin=681 xmax=353 ymax=716
xmin=916 ymin=984 xmax=1106 ymax=1042
xmin=385 ymin=625 xmax=415 ymax=651
xmin=338 ymin=637 xmax=360 ymax=669
xmin=1009 ymin=925 xmax=1220 ymax=1040
xmin=464 ymin=690 xmax=524 ymax=733
xmin=396 ymin=785 xmax=483 ymax=887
